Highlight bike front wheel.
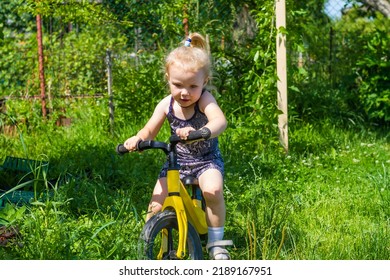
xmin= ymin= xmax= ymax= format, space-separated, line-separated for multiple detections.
xmin=138 ymin=210 xmax=203 ymax=260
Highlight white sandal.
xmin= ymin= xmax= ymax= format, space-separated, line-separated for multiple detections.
xmin=206 ymin=240 xmax=233 ymax=260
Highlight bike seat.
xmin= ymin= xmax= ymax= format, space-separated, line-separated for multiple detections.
xmin=182 ymin=176 xmax=199 ymax=186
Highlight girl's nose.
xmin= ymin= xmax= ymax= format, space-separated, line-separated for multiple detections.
xmin=181 ymin=88 xmax=190 ymax=96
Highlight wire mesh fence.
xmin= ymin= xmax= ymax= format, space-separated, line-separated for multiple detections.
xmin=325 ymin=0 xmax=350 ymax=19
xmin=0 ymin=1 xmax=388 ymax=125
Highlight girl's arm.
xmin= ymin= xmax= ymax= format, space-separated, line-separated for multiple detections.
xmin=137 ymin=96 xmax=169 ymax=140
xmin=199 ymin=91 xmax=227 ymax=138
xmin=124 ymin=96 xmax=169 ymax=150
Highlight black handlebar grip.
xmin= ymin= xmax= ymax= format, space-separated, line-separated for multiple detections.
xmin=188 ymin=127 xmax=211 ymax=140
xmin=137 ymin=140 xmax=152 ymax=151
xmin=170 ymin=127 xmax=211 ymax=143
xmin=201 ymin=127 xmax=211 ymax=139
xmin=116 ymin=144 xmax=129 ymax=155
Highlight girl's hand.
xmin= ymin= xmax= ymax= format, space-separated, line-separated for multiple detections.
xmin=124 ymin=136 xmax=142 ymax=152
xmin=175 ymin=127 xmax=195 ymax=140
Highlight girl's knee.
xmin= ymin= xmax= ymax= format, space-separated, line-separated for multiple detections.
xmin=146 ymin=202 xmax=162 ymax=221
xmin=203 ymin=189 xmax=224 ymax=205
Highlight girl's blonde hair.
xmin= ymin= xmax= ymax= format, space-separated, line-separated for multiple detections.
xmin=165 ymin=33 xmax=211 ymax=80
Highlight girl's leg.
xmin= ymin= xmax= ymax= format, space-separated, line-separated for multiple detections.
xmin=198 ymin=169 xmax=226 ymax=227
xmin=199 ymin=169 xmax=230 ymax=260
xmin=146 ymin=177 xmax=167 ymax=221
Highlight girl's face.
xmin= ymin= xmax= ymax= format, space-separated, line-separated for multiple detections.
xmin=167 ymin=64 xmax=207 ymax=108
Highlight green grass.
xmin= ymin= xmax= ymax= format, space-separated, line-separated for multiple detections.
xmin=0 ymin=102 xmax=389 ymax=260
xmin=222 ymin=120 xmax=389 ymax=260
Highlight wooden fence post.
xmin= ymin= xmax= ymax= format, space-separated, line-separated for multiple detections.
xmin=183 ymin=4 xmax=189 ymax=37
xmin=276 ymin=0 xmax=288 ymax=153
xmin=36 ymin=14 xmax=47 ymax=119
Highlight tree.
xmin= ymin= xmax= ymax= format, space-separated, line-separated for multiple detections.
xmin=359 ymin=0 xmax=390 ymax=17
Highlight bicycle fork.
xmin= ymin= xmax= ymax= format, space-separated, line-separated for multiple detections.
xmin=158 ymin=169 xmax=188 ymax=259
xmin=159 ymin=169 xmax=207 ymax=259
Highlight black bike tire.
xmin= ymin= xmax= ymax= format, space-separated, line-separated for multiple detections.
xmin=138 ymin=210 xmax=203 ymax=260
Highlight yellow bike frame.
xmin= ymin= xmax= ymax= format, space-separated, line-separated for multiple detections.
xmin=157 ymin=169 xmax=208 ymax=259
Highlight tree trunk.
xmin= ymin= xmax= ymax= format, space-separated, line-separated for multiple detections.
xmin=360 ymin=0 xmax=390 ymax=17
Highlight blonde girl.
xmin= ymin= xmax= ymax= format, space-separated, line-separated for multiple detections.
xmin=124 ymin=33 xmax=231 ymax=260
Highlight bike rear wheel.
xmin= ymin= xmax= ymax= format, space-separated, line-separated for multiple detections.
xmin=138 ymin=210 xmax=203 ymax=260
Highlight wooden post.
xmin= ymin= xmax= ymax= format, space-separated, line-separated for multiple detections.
xmin=36 ymin=14 xmax=47 ymax=119
xmin=183 ymin=4 xmax=189 ymax=37
xmin=106 ymin=49 xmax=114 ymax=135
xmin=276 ymin=0 xmax=288 ymax=153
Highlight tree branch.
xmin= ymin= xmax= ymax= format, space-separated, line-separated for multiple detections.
xmin=360 ymin=0 xmax=390 ymax=18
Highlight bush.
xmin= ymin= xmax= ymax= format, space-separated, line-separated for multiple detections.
xmin=354 ymin=27 xmax=390 ymax=123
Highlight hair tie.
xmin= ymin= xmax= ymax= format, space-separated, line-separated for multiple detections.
xmin=184 ymin=38 xmax=192 ymax=47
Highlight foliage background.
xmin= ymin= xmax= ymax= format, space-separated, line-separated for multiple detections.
xmin=0 ymin=0 xmax=389 ymax=260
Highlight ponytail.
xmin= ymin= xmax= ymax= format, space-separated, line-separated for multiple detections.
xmin=184 ymin=33 xmax=208 ymax=51
xmin=165 ymin=32 xmax=212 ymax=81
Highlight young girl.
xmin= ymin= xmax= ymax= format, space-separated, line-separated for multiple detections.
xmin=123 ymin=33 xmax=231 ymax=260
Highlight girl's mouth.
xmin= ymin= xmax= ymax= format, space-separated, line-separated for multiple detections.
xmin=178 ymin=99 xmax=193 ymax=108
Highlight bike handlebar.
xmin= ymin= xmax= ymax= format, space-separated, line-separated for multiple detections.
xmin=169 ymin=127 xmax=211 ymax=143
xmin=116 ymin=127 xmax=211 ymax=155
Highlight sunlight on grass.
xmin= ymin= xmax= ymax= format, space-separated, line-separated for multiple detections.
xmin=1 ymin=107 xmax=389 ymax=259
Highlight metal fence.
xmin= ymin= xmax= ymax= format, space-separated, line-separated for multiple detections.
xmin=290 ymin=0 xmax=381 ymax=89
xmin=325 ymin=0 xmax=349 ymax=19
xmin=0 ymin=1 xmax=387 ymax=124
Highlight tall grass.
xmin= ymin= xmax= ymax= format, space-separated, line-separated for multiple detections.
xmin=222 ymin=120 xmax=389 ymax=260
xmin=0 ymin=100 xmax=389 ymax=259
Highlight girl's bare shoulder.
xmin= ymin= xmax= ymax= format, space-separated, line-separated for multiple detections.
xmin=198 ymin=90 xmax=218 ymax=112
xmin=155 ymin=95 xmax=172 ymax=115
